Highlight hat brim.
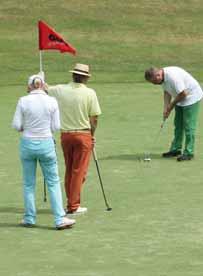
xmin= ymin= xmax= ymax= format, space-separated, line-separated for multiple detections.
xmin=69 ymin=70 xmax=91 ymax=77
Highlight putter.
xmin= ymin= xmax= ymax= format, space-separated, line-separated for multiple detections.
xmin=43 ymin=139 xmax=56 ymax=203
xmin=43 ymin=179 xmax=47 ymax=202
xmin=92 ymin=148 xmax=112 ymax=211
xmin=144 ymin=118 xmax=167 ymax=161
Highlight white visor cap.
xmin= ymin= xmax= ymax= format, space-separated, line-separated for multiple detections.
xmin=28 ymin=74 xmax=45 ymax=86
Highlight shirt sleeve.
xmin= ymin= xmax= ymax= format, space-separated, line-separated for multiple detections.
xmin=88 ymin=90 xmax=102 ymax=116
xmin=172 ymin=75 xmax=185 ymax=94
xmin=51 ymin=99 xmax=61 ymax=132
xmin=12 ymin=98 xmax=23 ymax=131
xmin=47 ymin=85 xmax=60 ymax=98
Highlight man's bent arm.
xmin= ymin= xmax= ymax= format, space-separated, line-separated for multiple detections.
xmin=89 ymin=115 xmax=98 ymax=136
xmin=169 ymin=90 xmax=187 ymax=111
xmin=164 ymin=91 xmax=171 ymax=109
xmin=163 ymin=91 xmax=171 ymax=118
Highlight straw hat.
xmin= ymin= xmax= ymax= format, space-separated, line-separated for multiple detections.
xmin=69 ymin=63 xmax=91 ymax=77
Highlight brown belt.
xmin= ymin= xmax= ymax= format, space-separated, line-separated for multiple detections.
xmin=61 ymin=129 xmax=91 ymax=133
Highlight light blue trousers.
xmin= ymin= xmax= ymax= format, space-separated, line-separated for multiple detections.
xmin=20 ymin=137 xmax=65 ymax=226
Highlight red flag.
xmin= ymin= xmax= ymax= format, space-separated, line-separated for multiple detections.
xmin=38 ymin=20 xmax=76 ymax=55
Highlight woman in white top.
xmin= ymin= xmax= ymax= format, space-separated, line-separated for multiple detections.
xmin=12 ymin=74 xmax=75 ymax=230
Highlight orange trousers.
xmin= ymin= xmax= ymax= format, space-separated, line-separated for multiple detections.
xmin=61 ymin=132 xmax=93 ymax=212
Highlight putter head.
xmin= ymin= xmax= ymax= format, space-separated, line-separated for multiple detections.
xmin=106 ymin=207 xmax=112 ymax=211
xmin=144 ymin=157 xmax=151 ymax=162
xmin=144 ymin=152 xmax=151 ymax=162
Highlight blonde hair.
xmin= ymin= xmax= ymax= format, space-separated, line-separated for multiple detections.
xmin=32 ymin=77 xmax=43 ymax=89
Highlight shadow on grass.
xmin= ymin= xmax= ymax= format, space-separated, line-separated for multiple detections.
xmin=99 ymin=153 xmax=163 ymax=161
xmin=0 ymin=223 xmax=55 ymax=230
xmin=0 ymin=207 xmax=52 ymax=214
xmin=0 ymin=207 xmax=60 ymax=230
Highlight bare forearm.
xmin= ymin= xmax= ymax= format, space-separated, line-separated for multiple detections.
xmin=90 ymin=116 xmax=98 ymax=136
xmin=169 ymin=91 xmax=187 ymax=110
xmin=164 ymin=91 xmax=171 ymax=109
xmin=164 ymin=90 xmax=187 ymax=119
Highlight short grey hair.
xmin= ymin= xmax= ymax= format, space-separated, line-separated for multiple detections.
xmin=144 ymin=67 xmax=159 ymax=81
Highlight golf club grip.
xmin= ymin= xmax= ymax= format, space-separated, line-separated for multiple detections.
xmin=161 ymin=118 xmax=167 ymax=128
xmin=92 ymin=147 xmax=98 ymax=161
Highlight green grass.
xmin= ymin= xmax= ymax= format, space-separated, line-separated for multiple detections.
xmin=2 ymin=83 xmax=203 ymax=276
xmin=1 ymin=0 xmax=203 ymax=84
xmin=1 ymin=1 xmax=203 ymax=275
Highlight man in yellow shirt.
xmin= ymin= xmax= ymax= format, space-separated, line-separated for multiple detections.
xmin=47 ymin=64 xmax=101 ymax=214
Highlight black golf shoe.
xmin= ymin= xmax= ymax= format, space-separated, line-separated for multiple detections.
xmin=20 ymin=219 xmax=35 ymax=228
xmin=162 ymin=150 xmax=181 ymax=158
xmin=177 ymin=154 xmax=193 ymax=161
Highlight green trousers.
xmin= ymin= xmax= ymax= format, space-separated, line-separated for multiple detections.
xmin=170 ymin=101 xmax=200 ymax=156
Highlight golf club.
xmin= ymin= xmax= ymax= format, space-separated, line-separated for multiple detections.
xmin=43 ymin=139 xmax=56 ymax=203
xmin=43 ymin=179 xmax=47 ymax=202
xmin=144 ymin=118 xmax=167 ymax=161
xmin=92 ymin=147 xmax=112 ymax=211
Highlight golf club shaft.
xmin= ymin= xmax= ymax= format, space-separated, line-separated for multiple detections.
xmin=43 ymin=178 xmax=47 ymax=202
xmin=92 ymin=148 xmax=111 ymax=209
xmin=145 ymin=119 xmax=167 ymax=159
xmin=43 ymin=138 xmax=56 ymax=203
xmin=153 ymin=119 xmax=167 ymax=144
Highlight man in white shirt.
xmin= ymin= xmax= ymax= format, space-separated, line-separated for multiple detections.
xmin=145 ymin=66 xmax=203 ymax=161
xmin=12 ymin=74 xmax=75 ymax=229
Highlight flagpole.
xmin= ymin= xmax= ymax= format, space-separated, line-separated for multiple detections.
xmin=39 ymin=50 xmax=43 ymax=72
xmin=39 ymin=48 xmax=46 ymax=200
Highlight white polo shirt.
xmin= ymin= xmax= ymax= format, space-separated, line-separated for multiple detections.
xmin=162 ymin=66 xmax=203 ymax=106
xmin=12 ymin=89 xmax=60 ymax=138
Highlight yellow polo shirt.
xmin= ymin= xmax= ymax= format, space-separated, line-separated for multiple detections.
xmin=48 ymin=82 xmax=101 ymax=131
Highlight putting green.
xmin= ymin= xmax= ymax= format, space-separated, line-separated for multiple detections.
xmin=1 ymin=1 xmax=203 ymax=275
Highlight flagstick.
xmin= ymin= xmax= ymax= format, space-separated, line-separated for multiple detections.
xmin=39 ymin=49 xmax=47 ymax=201
xmin=39 ymin=50 xmax=43 ymax=72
